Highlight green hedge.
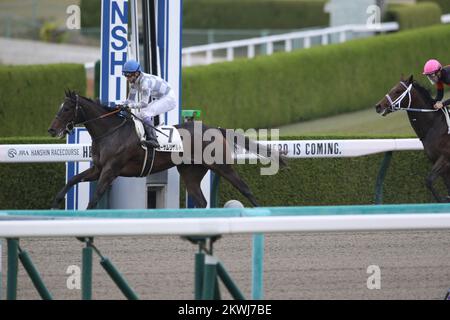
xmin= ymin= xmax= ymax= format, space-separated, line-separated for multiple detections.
xmin=79 ymin=0 xmax=328 ymax=30
xmin=385 ymin=2 xmax=442 ymax=30
xmin=0 ymin=136 xmax=444 ymax=209
xmin=218 ymin=150 xmax=440 ymax=206
xmin=417 ymin=0 xmax=450 ymax=14
xmin=182 ymin=24 xmax=450 ymax=129
xmin=0 ymin=137 xmax=65 ymax=209
xmin=0 ymin=64 xmax=86 ymax=137
xmin=183 ymin=0 xmax=328 ymax=29
xmin=217 ymin=135 xmax=444 ymax=207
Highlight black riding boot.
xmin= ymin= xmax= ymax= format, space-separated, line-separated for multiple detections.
xmin=142 ymin=122 xmax=160 ymax=148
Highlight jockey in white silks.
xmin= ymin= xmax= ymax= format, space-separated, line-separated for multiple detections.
xmin=121 ymin=59 xmax=177 ymax=148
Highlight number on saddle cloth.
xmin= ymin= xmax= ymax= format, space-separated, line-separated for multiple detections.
xmin=132 ymin=120 xmax=183 ymax=152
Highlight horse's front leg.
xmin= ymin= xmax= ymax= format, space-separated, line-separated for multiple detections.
xmin=440 ymin=171 xmax=450 ymax=202
xmin=86 ymin=166 xmax=119 ymax=209
xmin=426 ymin=155 xmax=450 ymax=202
xmin=51 ymin=166 xmax=100 ymax=209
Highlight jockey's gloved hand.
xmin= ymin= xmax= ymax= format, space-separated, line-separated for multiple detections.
xmin=119 ymin=104 xmax=131 ymax=113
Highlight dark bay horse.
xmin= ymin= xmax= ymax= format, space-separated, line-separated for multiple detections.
xmin=375 ymin=75 xmax=450 ymax=202
xmin=48 ymin=90 xmax=286 ymax=209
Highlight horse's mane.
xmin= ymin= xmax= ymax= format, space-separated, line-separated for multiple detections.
xmin=65 ymin=89 xmax=110 ymax=111
xmin=412 ymin=81 xmax=434 ymax=107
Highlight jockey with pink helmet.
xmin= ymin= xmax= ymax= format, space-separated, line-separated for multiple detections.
xmin=423 ymin=59 xmax=450 ymax=110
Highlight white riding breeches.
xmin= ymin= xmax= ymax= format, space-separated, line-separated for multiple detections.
xmin=136 ymin=90 xmax=177 ymax=124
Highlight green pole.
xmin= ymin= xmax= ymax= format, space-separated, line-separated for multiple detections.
xmin=82 ymin=243 xmax=93 ymax=300
xmin=18 ymin=250 xmax=52 ymax=300
xmin=375 ymin=151 xmax=393 ymax=204
xmin=100 ymin=257 xmax=139 ymax=300
xmin=7 ymin=239 xmax=19 ymax=300
xmin=194 ymin=252 xmax=205 ymax=300
xmin=201 ymin=255 xmax=218 ymax=300
xmin=217 ymin=261 xmax=245 ymax=300
xmin=251 ymin=234 xmax=264 ymax=300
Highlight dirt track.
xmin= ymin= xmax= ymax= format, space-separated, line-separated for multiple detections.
xmin=2 ymin=230 xmax=450 ymax=300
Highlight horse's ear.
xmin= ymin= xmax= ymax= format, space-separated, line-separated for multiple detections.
xmin=407 ymin=74 xmax=414 ymax=84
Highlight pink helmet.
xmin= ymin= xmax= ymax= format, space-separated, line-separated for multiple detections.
xmin=423 ymin=59 xmax=442 ymax=75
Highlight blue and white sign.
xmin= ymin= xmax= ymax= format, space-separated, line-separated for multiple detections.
xmin=65 ymin=0 xmax=183 ymax=209
xmin=100 ymin=0 xmax=128 ymax=105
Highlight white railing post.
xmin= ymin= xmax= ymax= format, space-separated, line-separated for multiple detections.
xmin=339 ymin=31 xmax=346 ymax=43
xmin=248 ymin=45 xmax=255 ymax=58
xmin=185 ymin=53 xmax=192 ymax=67
xmin=266 ymin=42 xmax=274 ymax=55
xmin=206 ymin=50 xmax=213 ymax=65
xmin=285 ymin=39 xmax=292 ymax=52
xmin=321 ymin=34 xmax=328 ymax=45
xmin=226 ymin=47 xmax=234 ymax=62
xmin=304 ymin=37 xmax=311 ymax=49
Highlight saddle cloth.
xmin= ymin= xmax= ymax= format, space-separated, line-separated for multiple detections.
xmin=133 ymin=119 xmax=183 ymax=152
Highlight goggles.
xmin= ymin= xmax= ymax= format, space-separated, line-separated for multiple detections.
xmin=122 ymin=72 xmax=136 ymax=77
xmin=427 ymin=73 xmax=439 ymax=84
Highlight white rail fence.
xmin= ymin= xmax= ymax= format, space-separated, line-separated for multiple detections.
xmin=0 ymin=139 xmax=424 ymax=163
xmin=182 ymin=14 xmax=450 ymax=66
xmin=182 ymin=22 xmax=398 ymax=66
xmin=2 ymin=211 xmax=450 ymax=238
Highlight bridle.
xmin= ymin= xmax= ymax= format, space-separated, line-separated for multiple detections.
xmin=58 ymin=95 xmax=122 ymax=135
xmin=385 ymin=81 xmax=438 ymax=113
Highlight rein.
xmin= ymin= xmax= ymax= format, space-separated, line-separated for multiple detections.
xmin=72 ymin=95 xmax=122 ymax=126
xmin=76 ymin=108 xmax=122 ymax=126
xmin=63 ymin=95 xmax=127 ymax=139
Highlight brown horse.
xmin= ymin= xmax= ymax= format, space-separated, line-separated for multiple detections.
xmin=375 ymin=75 xmax=450 ymax=202
xmin=48 ymin=90 xmax=285 ymax=209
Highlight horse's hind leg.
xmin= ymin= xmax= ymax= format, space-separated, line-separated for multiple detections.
xmin=209 ymin=164 xmax=259 ymax=207
xmin=426 ymin=155 xmax=450 ymax=202
xmin=51 ymin=166 xmax=100 ymax=209
xmin=177 ymin=165 xmax=208 ymax=208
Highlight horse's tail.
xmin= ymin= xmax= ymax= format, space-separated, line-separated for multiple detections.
xmin=218 ymin=128 xmax=288 ymax=168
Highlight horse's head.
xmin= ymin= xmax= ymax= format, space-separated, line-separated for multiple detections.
xmin=375 ymin=75 xmax=417 ymax=116
xmin=48 ymin=90 xmax=81 ymax=138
